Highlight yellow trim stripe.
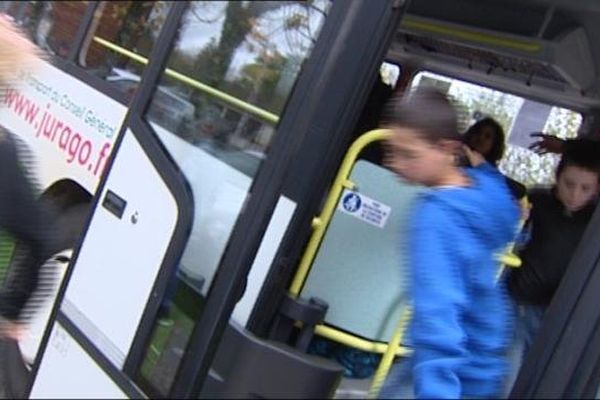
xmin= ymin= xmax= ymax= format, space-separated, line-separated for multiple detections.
xmin=92 ymin=37 xmax=279 ymax=124
xmin=401 ymin=18 xmax=541 ymax=53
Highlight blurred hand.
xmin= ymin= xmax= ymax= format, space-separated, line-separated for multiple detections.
xmin=0 ymin=319 xmax=26 ymax=341
xmin=462 ymin=145 xmax=485 ymax=167
xmin=529 ymin=133 xmax=566 ymax=154
xmin=520 ymin=201 xmax=532 ymax=222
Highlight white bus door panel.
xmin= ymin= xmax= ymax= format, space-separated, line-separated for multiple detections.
xmin=32 ymin=129 xmax=181 ymax=395
xmin=61 ymin=130 xmax=178 ymax=362
xmin=30 ymin=323 xmax=127 ymax=399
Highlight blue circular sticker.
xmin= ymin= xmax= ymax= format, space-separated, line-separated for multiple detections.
xmin=342 ymin=192 xmax=362 ymax=213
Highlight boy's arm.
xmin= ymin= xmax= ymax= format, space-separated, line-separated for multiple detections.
xmin=409 ymin=200 xmax=467 ymax=399
xmin=529 ymin=133 xmax=600 ymax=155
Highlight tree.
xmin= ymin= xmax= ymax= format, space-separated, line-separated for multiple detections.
xmin=188 ymin=1 xmax=320 ymax=87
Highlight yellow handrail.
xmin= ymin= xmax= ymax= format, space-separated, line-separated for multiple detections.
xmin=496 ymin=196 xmax=530 ymax=278
xmin=368 ymin=307 xmax=413 ymax=399
xmin=313 ymin=324 xmax=412 ymax=357
xmin=288 ymin=129 xmax=393 ymax=296
xmin=287 ymin=129 xmax=525 ymax=397
xmin=92 ymin=36 xmax=280 ymax=124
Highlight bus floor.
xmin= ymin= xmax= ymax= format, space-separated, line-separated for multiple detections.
xmin=334 ymin=376 xmax=372 ymax=399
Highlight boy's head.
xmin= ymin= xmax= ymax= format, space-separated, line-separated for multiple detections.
xmin=555 ymin=140 xmax=600 ymax=212
xmin=383 ymin=87 xmax=461 ymax=186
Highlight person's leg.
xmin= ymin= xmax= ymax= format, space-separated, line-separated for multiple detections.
xmin=521 ymin=304 xmax=546 ymax=359
xmin=503 ymin=302 xmax=525 ymax=396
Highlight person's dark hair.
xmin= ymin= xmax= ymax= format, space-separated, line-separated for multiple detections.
xmin=556 ymin=139 xmax=600 ymax=181
xmin=463 ymin=117 xmax=505 ymax=165
xmin=383 ymin=87 xmax=459 ymax=143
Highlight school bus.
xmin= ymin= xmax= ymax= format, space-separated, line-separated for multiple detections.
xmin=0 ymin=0 xmax=599 ymax=398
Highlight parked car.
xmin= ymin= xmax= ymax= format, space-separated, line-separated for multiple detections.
xmin=106 ymin=68 xmax=196 ymax=134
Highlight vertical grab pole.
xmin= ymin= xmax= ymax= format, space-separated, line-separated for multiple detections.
xmin=367 ymin=307 xmax=412 ymax=399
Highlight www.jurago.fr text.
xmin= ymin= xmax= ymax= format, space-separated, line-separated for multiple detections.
xmin=3 ymin=88 xmax=112 ymax=177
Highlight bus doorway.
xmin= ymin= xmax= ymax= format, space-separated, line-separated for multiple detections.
xmin=240 ymin=1 xmax=600 ymax=398
xmin=2 ymin=0 xmax=600 ymax=398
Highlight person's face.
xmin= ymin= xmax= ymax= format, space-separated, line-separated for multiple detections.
xmin=467 ymin=125 xmax=495 ymax=157
xmin=556 ymin=165 xmax=599 ymax=212
xmin=385 ymin=127 xmax=455 ymax=186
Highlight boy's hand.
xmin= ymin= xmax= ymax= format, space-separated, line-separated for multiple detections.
xmin=529 ymin=133 xmax=566 ymax=154
xmin=462 ymin=145 xmax=485 ymax=166
xmin=520 ymin=201 xmax=532 ymax=222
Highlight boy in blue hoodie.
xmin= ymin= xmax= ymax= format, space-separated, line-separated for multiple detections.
xmin=380 ymin=88 xmax=520 ymax=399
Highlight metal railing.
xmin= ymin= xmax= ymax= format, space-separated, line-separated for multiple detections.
xmin=289 ymin=129 xmax=525 ymax=397
xmin=92 ymin=36 xmax=279 ymax=124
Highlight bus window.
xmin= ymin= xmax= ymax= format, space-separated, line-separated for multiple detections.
xmin=14 ymin=1 xmax=89 ymax=58
xmin=135 ymin=1 xmax=331 ymax=395
xmin=411 ymin=71 xmax=583 ymax=186
xmin=381 ymin=61 xmax=401 ymax=88
xmin=79 ymin=1 xmax=169 ymax=80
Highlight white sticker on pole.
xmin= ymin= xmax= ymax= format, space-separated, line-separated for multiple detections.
xmin=337 ymin=189 xmax=391 ymax=228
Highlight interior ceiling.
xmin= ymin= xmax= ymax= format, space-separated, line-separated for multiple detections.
xmin=391 ymin=0 xmax=600 ymax=109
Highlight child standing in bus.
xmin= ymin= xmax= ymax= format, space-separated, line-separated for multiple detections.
xmin=462 ymin=117 xmax=527 ymax=201
xmin=380 ymin=88 xmax=520 ymax=399
xmin=507 ymin=142 xmax=600 ymax=357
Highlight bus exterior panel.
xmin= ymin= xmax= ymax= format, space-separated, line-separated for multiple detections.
xmin=0 ymin=60 xmax=127 ymax=195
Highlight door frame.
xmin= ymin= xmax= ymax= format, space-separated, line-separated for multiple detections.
xmin=510 ymin=205 xmax=600 ymax=398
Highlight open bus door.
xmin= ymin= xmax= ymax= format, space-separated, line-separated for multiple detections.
xmin=239 ymin=1 xmax=600 ymax=398
xmin=284 ymin=129 xmax=419 ymax=398
xmin=8 ymin=0 xmax=600 ymax=398
xmin=24 ymin=1 xmax=407 ymax=398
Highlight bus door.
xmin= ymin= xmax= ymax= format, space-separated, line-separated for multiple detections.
xmin=272 ymin=129 xmax=420 ymax=398
xmin=28 ymin=4 xmax=196 ymax=398
xmin=27 ymin=1 xmax=406 ymax=398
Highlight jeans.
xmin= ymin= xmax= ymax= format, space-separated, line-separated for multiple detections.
xmin=503 ymin=303 xmax=547 ymax=396
xmin=520 ymin=304 xmax=546 ymax=357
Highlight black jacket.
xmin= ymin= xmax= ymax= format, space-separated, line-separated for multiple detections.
xmin=507 ymin=187 xmax=596 ymax=305
xmin=0 ymin=131 xmax=54 ymax=321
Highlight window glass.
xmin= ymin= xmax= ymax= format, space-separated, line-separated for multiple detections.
xmin=411 ymin=71 xmax=582 ymax=186
xmin=6 ymin=1 xmax=89 ymax=58
xmin=137 ymin=1 xmax=331 ymax=395
xmin=80 ymin=1 xmax=170 ymax=83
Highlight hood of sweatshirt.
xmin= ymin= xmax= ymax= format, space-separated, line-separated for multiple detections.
xmin=422 ymin=163 xmax=520 ymax=253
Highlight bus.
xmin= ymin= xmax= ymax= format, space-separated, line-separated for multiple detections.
xmin=0 ymin=0 xmax=599 ymax=398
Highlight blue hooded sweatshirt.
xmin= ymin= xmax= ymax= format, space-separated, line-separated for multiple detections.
xmin=408 ymin=163 xmax=519 ymax=399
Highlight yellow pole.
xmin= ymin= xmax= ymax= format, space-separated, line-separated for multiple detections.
xmin=288 ymin=129 xmax=393 ymax=296
xmin=313 ymin=324 xmax=411 ymax=357
xmin=367 ymin=307 xmax=412 ymax=399
xmin=92 ymin=37 xmax=279 ymax=124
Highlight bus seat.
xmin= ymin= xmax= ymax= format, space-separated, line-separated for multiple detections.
xmin=201 ymin=321 xmax=343 ymax=399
